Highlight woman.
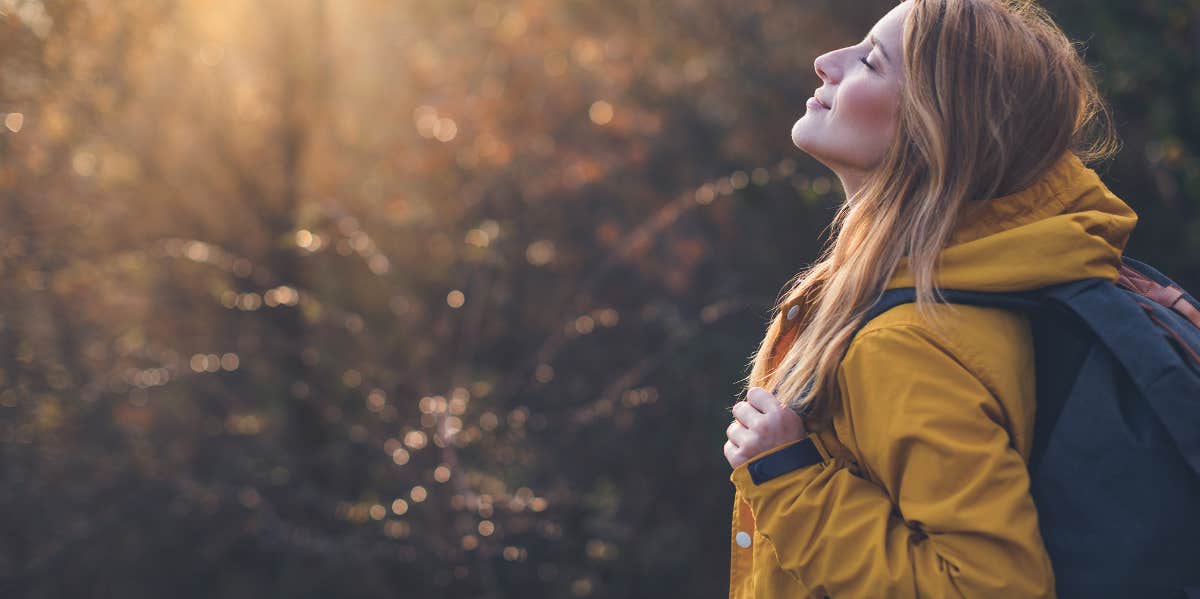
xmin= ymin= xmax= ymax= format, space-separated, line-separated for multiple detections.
xmin=722 ymin=0 xmax=1137 ymax=597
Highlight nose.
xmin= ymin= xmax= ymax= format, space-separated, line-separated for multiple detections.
xmin=813 ymin=50 xmax=838 ymax=84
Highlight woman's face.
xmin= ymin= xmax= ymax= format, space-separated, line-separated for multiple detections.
xmin=792 ymin=1 xmax=910 ymax=179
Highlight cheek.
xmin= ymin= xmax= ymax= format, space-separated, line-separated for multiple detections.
xmin=836 ymin=80 xmax=899 ymax=131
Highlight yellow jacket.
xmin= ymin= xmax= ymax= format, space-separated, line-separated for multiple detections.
xmin=728 ymin=151 xmax=1140 ymax=598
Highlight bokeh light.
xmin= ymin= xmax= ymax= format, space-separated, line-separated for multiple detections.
xmin=2 ymin=1 xmax=1195 ymax=598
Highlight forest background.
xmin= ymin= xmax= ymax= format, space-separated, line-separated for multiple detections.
xmin=1 ymin=0 xmax=1197 ymax=597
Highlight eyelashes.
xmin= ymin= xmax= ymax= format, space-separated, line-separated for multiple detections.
xmin=859 ymin=56 xmax=875 ymax=71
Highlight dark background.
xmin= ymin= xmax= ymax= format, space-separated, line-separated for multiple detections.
xmin=0 ymin=0 xmax=1196 ymax=597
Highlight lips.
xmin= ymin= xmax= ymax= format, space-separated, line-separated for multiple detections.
xmin=814 ymin=93 xmax=831 ymax=109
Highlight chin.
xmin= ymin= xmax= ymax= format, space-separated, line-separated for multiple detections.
xmin=790 ymin=120 xmax=816 ymax=154
xmin=791 ymin=130 xmax=829 ymax=164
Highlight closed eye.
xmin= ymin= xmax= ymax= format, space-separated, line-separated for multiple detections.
xmin=859 ymin=56 xmax=875 ymax=71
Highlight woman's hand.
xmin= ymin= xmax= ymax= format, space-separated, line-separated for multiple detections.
xmin=724 ymin=386 xmax=808 ymax=469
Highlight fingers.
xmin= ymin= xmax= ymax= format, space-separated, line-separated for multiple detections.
xmin=723 ymin=439 xmax=743 ymax=468
xmin=731 ymin=401 xmax=762 ymax=428
xmin=725 ymin=418 xmax=752 ymax=448
xmin=732 ymin=386 xmax=784 ymax=431
xmin=783 ymin=405 xmax=810 ymax=437
xmin=746 ymin=386 xmax=780 ymax=413
xmin=725 ymin=387 xmax=810 ymax=469
xmin=725 ymin=419 xmax=741 ymax=443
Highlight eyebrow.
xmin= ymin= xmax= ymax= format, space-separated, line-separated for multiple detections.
xmin=868 ymin=33 xmax=891 ymax=63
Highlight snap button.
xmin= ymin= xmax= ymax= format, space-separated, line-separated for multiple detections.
xmin=786 ymin=305 xmax=800 ymax=321
xmin=735 ymin=531 xmax=752 ymax=548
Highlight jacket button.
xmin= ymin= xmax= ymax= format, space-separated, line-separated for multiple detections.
xmin=735 ymin=531 xmax=752 ymax=548
xmin=785 ymin=305 xmax=800 ymax=321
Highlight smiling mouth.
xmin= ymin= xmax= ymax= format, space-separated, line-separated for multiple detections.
xmin=811 ymin=90 xmax=831 ymax=109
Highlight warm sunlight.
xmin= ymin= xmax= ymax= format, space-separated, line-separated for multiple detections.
xmin=1 ymin=0 xmax=1197 ymax=597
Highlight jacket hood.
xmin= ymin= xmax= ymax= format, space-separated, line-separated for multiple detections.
xmin=884 ymin=151 xmax=1140 ymax=293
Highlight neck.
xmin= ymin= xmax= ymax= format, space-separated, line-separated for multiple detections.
xmin=835 ymin=169 xmax=865 ymax=203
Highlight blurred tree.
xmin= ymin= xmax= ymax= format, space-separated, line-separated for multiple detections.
xmin=0 ymin=0 xmax=1195 ymax=598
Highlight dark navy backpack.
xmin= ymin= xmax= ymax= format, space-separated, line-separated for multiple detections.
xmin=855 ymin=256 xmax=1200 ymax=599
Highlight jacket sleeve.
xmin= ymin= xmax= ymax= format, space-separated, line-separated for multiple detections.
xmin=729 ymin=324 xmax=1056 ymax=598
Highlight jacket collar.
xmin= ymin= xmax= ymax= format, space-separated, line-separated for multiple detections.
xmin=885 ymin=151 xmax=1139 ymax=292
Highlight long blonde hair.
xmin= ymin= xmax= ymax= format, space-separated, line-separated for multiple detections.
xmin=744 ymin=0 xmax=1119 ymax=424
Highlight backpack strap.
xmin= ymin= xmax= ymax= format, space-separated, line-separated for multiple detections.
xmin=1120 ymin=257 xmax=1200 ymax=329
xmin=1041 ymin=278 xmax=1200 ymax=478
xmin=857 ymin=287 xmax=1044 ymax=333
